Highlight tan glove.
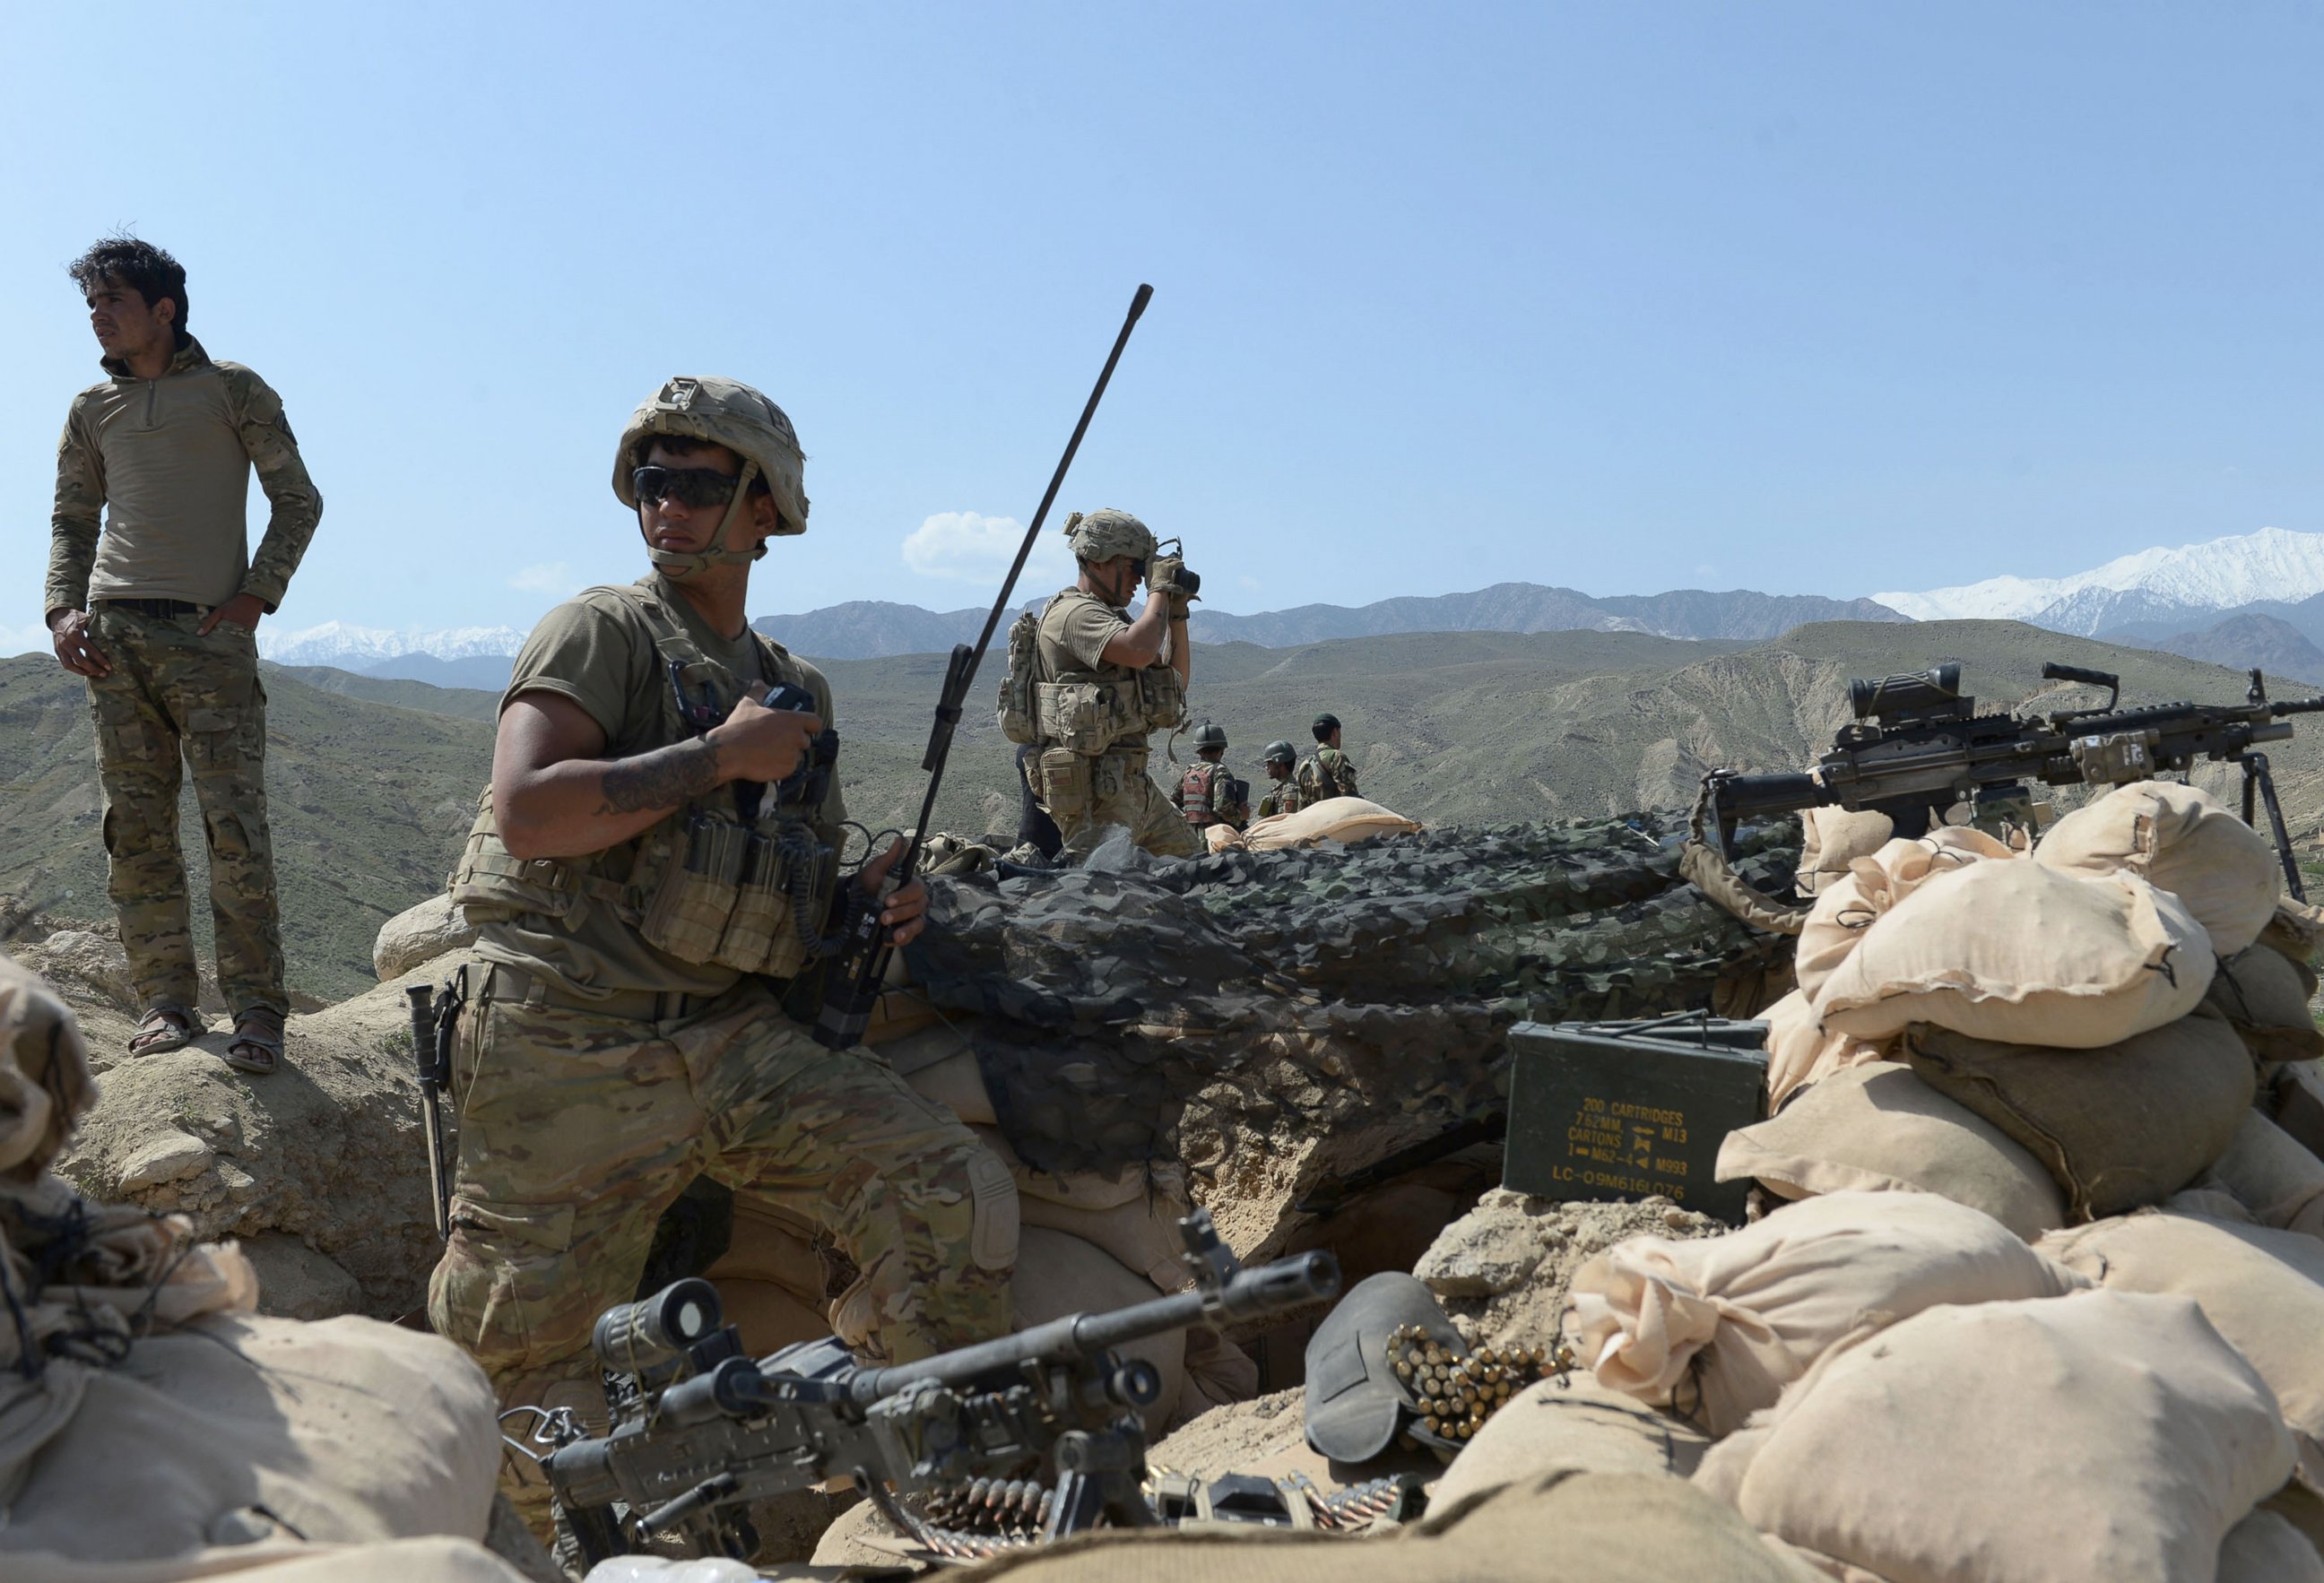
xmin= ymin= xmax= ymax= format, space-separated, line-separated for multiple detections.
xmin=1149 ymin=554 xmax=1200 ymax=617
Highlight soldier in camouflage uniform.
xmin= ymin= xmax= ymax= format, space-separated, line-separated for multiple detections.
xmin=1026 ymin=509 xmax=1201 ymax=861
xmin=1254 ymin=739 xmax=1305 ymax=819
xmin=44 ymin=238 xmax=323 ymax=1075
xmin=1297 ymin=711 xmax=1361 ymax=804
xmin=428 ymin=377 xmax=1015 ymax=1534
xmin=1175 ymin=722 xmax=1250 ymax=832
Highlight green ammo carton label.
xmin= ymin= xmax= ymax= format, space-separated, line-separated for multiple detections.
xmin=1503 ymin=1015 xmax=1769 ymax=1225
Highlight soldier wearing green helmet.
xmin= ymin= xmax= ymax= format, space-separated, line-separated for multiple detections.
xmin=430 ymin=376 xmax=1014 ymax=1537
xmin=1255 ymin=738 xmax=1305 ymax=819
xmin=1014 ymin=507 xmax=1202 ymax=860
xmin=1175 ymin=721 xmax=1250 ymax=832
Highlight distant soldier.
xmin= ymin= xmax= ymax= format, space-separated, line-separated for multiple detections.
xmin=1297 ymin=712 xmax=1361 ymax=803
xmin=1254 ymin=739 xmax=1305 ymax=819
xmin=1175 ymin=722 xmax=1251 ymax=832
xmin=45 ymin=236 xmax=323 ymax=1076
xmin=1021 ymin=509 xmax=1201 ymax=860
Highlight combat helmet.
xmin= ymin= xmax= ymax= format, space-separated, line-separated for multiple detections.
xmin=1063 ymin=507 xmax=1156 ymax=566
xmin=1192 ymin=722 xmax=1227 ymax=752
xmin=1262 ymin=740 xmax=1296 ymax=767
xmin=614 ymin=376 xmax=810 ymax=575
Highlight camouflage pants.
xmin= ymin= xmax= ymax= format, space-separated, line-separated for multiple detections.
xmin=426 ymin=971 xmax=1016 ymax=1528
xmin=1036 ymin=746 xmax=1201 ymax=861
xmin=83 ymin=604 xmax=283 ymax=1016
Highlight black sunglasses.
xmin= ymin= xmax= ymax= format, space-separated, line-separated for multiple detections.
xmin=631 ymin=464 xmax=741 ymax=509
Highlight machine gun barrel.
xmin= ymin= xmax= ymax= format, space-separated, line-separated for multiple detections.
xmin=852 ymin=1248 xmax=1337 ymax=1406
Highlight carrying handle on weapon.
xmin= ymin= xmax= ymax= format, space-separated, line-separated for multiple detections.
xmin=2041 ymin=662 xmax=2120 ymax=714
xmin=811 ymin=284 xmax=1156 ymax=1052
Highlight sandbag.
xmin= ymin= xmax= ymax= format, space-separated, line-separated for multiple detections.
xmin=1203 ymin=822 xmax=1244 ymax=853
xmin=2220 ymin=1510 xmax=2324 ymax=1583
xmin=1794 ymin=829 xmax=2010 ymax=999
xmin=1761 ymin=988 xmax=1892 ymax=1112
xmin=1012 ymin=1226 xmax=1184 ymax=1437
xmin=1715 ymin=1061 xmax=2068 ymax=1240
xmin=1568 ymin=1190 xmax=2086 ymax=1437
xmin=2034 ymin=779 xmax=2280 ymax=955
xmin=1901 ymin=1012 xmax=2256 ymax=1221
xmin=2208 ymin=1108 xmax=2324 ymax=1238
xmin=2279 ymin=1060 xmax=2324 ymax=1158
xmin=2261 ymin=895 xmax=2324 ymax=983
xmin=1817 ymin=861 xmax=2214 ymax=1047
xmin=2039 ymin=1210 xmax=2324 ymax=1484
xmin=2205 ymin=944 xmax=2324 ymax=1064
xmin=0 ymin=1314 xmax=499 ymax=1563
xmin=8 ymin=1535 xmax=532 ymax=1583
xmin=1242 ymin=796 xmax=1419 ymax=852
xmin=961 ymin=1469 xmax=1824 ymax=1583
xmin=1696 ymin=1291 xmax=2295 ymax=1583
xmin=1794 ymin=806 xmax=1895 ymax=899
xmin=1429 ymin=1374 xmax=1710 ymax=1510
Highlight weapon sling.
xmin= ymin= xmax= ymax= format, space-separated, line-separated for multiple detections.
xmin=812 ymin=282 xmax=1157 ymax=1050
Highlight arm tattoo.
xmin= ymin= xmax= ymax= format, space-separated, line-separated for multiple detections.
xmin=595 ymin=739 xmax=721 ymax=816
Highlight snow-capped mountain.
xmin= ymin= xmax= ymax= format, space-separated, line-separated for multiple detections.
xmin=1873 ymin=527 xmax=2324 ymax=635
xmin=256 ymin=620 xmax=526 ymax=669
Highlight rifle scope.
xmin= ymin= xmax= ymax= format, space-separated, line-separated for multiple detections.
xmin=594 ymin=1277 xmax=724 ymax=1376
xmin=1849 ymin=663 xmax=1963 ymax=722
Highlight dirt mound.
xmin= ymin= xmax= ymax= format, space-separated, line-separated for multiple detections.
xmin=1415 ymin=1189 xmax=1726 ymax=1362
xmin=45 ymin=947 xmax=466 ymax=1320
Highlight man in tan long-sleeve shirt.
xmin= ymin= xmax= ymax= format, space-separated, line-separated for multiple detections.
xmin=44 ymin=236 xmax=322 ymax=1074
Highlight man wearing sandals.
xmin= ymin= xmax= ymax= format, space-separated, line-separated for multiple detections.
xmin=44 ymin=237 xmax=322 ymax=1076
xmin=429 ymin=377 xmax=1013 ymax=1538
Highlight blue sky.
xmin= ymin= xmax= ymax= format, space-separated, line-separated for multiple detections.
xmin=4 ymin=3 xmax=2321 ymax=651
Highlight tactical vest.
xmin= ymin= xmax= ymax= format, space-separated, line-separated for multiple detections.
xmin=1178 ymin=761 xmax=1224 ymax=826
xmin=447 ymin=581 xmax=843 ymax=979
xmin=1026 ymin=590 xmax=1187 ymax=757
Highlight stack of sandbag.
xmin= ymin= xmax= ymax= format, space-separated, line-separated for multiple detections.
xmin=1693 ymin=1290 xmax=2306 ymax=1583
xmin=0 ymin=956 xmax=517 ymax=1583
xmin=1562 ymin=1190 xmax=2088 ymax=1435
xmin=1724 ymin=781 xmax=2308 ymax=1231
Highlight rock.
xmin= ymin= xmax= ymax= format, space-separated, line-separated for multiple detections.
xmin=54 ymin=955 xmax=476 ymax=1318
xmin=242 ymin=1231 xmax=365 ymax=1320
xmin=14 ymin=929 xmax=136 ymax=1012
xmin=117 ymin=1129 xmax=214 ymax=1189
xmin=1414 ymin=1202 xmax=1549 ymax=1297
xmin=1427 ymin=1189 xmax=1726 ymax=1363
xmin=373 ymin=893 xmax=477 ymax=982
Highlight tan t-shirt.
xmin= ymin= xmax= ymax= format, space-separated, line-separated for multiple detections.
xmin=474 ymin=574 xmax=845 ymax=1000
xmin=1036 ymin=587 xmax=1132 ymax=676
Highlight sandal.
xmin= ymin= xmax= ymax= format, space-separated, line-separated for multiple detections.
xmin=224 ymin=1008 xmax=284 ymax=1077
xmin=129 ymin=1003 xmax=204 ymax=1056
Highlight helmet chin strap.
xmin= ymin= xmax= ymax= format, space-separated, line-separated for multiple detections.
xmin=644 ymin=458 xmax=770 ymax=575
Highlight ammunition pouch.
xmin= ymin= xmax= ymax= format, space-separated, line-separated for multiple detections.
xmin=449 ymin=792 xmax=840 ymax=977
xmin=1034 ymin=666 xmax=1185 ymax=756
xmin=1036 ymin=748 xmax=1092 ymax=818
xmin=1139 ymin=663 xmax=1187 ymax=732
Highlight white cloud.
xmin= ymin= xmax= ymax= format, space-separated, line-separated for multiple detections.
xmin=1236 ymin=575 xmax=1262 ymax=592
xmin=0 ymin=624 xmax=51 ymax=659
xmin=903 ymin=511 xmax=1075 ymax=585
xmin=509 ymin=561 xmax=577 ymax=594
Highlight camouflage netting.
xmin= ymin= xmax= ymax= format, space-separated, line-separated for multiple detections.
xmin=902 ymin=815 xmax=1799 ymax=1217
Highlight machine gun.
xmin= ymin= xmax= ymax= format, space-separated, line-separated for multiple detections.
xmin=538 ymin=1208 xmax=1337 ymax=1569
xmin=1700 ymin=662 xmax=2324 ymax=900
xmin=810 ymin=282 xmax=1156 ymax=1051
